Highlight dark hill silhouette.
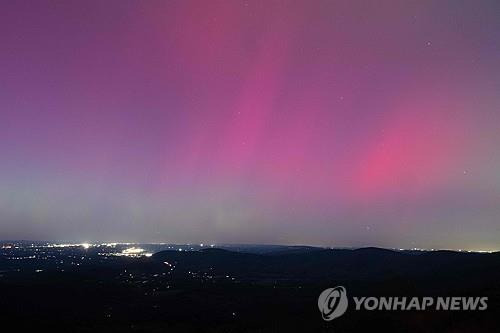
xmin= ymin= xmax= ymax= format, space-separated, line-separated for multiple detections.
xmin=2 ymin=244 xmax=500 ymax=332
xmin=153 ymin=247 xmax=500 ymax=289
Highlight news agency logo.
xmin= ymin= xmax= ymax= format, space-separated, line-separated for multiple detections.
xmin=318 ymin=286 xmax=488 ymax=321
xmin=317 ymin=286 xmax=348 ymax=321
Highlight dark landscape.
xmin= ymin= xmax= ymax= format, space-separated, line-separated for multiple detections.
xmin=1 ymin=242 xmax=499 ymax=332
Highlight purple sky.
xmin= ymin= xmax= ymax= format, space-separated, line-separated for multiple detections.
xmin=1 ymin=1 xmax=499 ymax=250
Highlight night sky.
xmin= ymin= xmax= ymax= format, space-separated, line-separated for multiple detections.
xmin=1 ymin=1 xmax=499 ymax=250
